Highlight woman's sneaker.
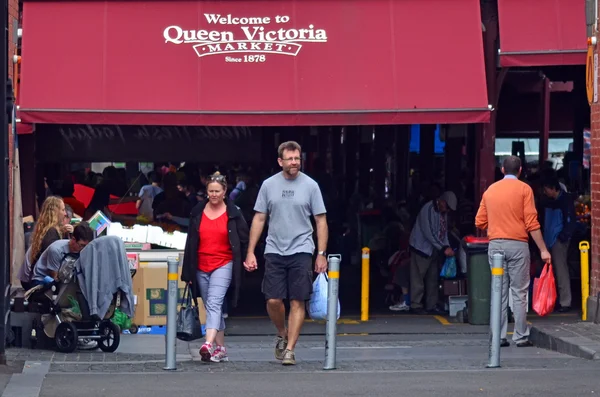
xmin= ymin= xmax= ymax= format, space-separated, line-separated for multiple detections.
xmin=199 ymin=342 xmax=214 ymax=362
xmin=210 ymin=346 xmax=229 ymax=363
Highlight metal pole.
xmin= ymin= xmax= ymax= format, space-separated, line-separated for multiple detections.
xmin=163 ymin=256 xmax=178 ymax=370
xmin=361 ymin=247 xmax=370 ymax=322
xmin=487 ymin=252 xmax=504 ymax=368
xmin=324 ymin=254 xmax=341 ymax=370
xmin=580 ymin=241 xmax=590 ymax=321
xmin=0 ymin=0 xmax=9 ymax=366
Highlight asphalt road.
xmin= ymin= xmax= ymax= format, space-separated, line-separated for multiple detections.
xmin=3 ymin=317 xmax=598 ymax=397
xmin=40 ymin=336 xmax=600 ymax=396
xmin=39 ymin=368 xmax=600 ymax=397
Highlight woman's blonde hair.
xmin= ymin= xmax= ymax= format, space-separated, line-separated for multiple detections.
xmin=29 ymin=196 xmax=64 ymax=263
xmin=207 ymin=171 xmax=227 ymax=190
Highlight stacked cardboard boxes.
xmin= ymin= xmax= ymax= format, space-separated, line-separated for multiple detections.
xmin=131 ymin=255 xmax=206 ymax=329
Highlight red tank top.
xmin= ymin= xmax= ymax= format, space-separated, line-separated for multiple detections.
xmin=197 ymin=212 xmax=233 ymax=273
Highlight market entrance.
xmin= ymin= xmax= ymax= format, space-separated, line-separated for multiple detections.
xmin=24 ymin=122 xmax=481 ymax=319
xmin=16 ymin=0 xmax=491 ymax=324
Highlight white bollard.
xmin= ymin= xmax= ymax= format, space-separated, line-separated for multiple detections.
xmin=487 ymin=252 xmax=504 ymax=368
xmin=324 ymin=254 xmax=341 ymax=370
xmin=164 ymin=256 xmax=179 ymax=371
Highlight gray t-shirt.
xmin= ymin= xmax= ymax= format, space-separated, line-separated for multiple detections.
xmin=32 ymin=239 xmax=70 ymax=282
xmin=254 ymin=172 xmax=326 ymax=256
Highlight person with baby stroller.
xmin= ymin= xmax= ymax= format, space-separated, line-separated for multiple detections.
xmin=26 ymin=223 xmax=135 ymax=353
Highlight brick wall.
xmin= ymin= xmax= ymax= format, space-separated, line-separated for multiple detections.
xmin=592 ymin=28 xmax=600 ymax=298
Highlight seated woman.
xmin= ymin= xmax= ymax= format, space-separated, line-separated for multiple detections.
xmin=18 ymin=196 xmax=73 ymax=290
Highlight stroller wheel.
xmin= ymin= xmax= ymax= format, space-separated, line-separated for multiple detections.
xmin=5 ymin=328 xmax=15 ymax=346
xmin=55 ymin=322 xmax=78 ymax=353
xmin=129 ymin=324 xmax=139 ymax=334
xmin=98 ymin=321 xmax=120 ymax=353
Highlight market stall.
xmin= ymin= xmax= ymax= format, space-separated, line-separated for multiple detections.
xmin=105 ymin=215 xmax=206 ymax=334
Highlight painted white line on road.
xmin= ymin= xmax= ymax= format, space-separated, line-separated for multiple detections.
xmin=309 ymin=346 xmax=412 ymax=350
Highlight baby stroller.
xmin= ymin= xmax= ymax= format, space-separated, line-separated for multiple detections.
xmin=25 ymin=236 xmax=135 ymax=353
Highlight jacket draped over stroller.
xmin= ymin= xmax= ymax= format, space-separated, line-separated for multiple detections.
xmin=76 ymin=236 xmax=135 ymax=319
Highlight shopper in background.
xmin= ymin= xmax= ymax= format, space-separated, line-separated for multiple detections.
xmin=181 ymin=172 xmax=249 ymax=363
xmin=153 ymin=172 xmax=191 ymax=222
xmin=541 ymin=176 xmax=576 ymax=312
xmin=475 ymin=155 xmax=551 ymax=348
xmin=408 ymin=191 xmax=457 ymax=314
xmin=177 ymin=178 xmax=200 ymax=208
xmin=136 ymin=171 xmax=163 ymax=221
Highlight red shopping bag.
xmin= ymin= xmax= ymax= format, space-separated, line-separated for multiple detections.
xmin=532 ymin=263 xmax=557 ymax=317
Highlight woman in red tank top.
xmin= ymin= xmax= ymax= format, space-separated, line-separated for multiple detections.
xmin=181 ymin=172 xmax=249 ymax=363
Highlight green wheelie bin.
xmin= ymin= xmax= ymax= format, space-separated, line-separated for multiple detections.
xmin=462 ymin=236 xmax=491 ymax=325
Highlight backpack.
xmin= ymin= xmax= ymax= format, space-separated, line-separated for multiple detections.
xmin=57 ymin=252 xmax=80 ymax=284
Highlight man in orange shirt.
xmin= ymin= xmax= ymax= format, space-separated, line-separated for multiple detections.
xmin=475 ymin=156 xmax=551 ymax=347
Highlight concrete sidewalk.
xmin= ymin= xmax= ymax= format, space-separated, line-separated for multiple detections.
xmin=530 ymin=320 xmax=600 ymax=360
xmin=3 ymin=311 xmax=576 ymax=361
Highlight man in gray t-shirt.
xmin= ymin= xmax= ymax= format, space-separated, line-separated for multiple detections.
xmin=32 ymin=240 xmax=71 ymax=284
xmin=245 ymin=141 xmax=328 ymax=366
xmin=32 ymin=222 xmax=95 ymax=285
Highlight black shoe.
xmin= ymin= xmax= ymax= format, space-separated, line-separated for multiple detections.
xmin=557 ymin=306 xmax=571 ymax=313
xmin=516 ymin=340 xmax=533 ymax=347
xmin=500 ymin=339 xmax=510 ymax=347
xmin=427 ymin=306 xmax=446 ymax=315
xmin=410 ymin=308 xmax=428 ymax=315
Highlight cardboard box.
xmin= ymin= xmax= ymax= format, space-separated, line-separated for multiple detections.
xmin=131 ymin=262 xmax=206 ymax=327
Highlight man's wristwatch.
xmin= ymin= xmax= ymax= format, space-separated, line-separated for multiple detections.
xmin=318 ymin=251 xmax=327 ymax=257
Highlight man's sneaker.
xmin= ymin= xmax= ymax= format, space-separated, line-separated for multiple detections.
xmin=500 ymin=338 xmax=510 ymax=347
xmin=389 ymin=302 xmax=410 ymax=312
xmin=274 ymin=336 xmax=288 ymax=360
xmin=210 ymin=346 xmax=229 ymax=363
xmin=282 ymin=349 xmax=296 ymax=365
xmin=199 ymin=342 xmax=214 ymax=362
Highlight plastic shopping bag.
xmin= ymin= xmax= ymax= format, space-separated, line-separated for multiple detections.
xmin=532 ymin=263 xmax=557 ymax=317
xmin=439 ymin=256 xmax=457 ymax=279
xmin=308 ymin=273 xmax=340 ymax=321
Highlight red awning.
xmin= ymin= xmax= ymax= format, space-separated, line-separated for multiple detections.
xmin=497 ymin=0 xmax=587 ymax=67
xmin=20 ymin=0 xmax=489 ymax=126
xmin=16 ymin=121 xmax=35 ymax=135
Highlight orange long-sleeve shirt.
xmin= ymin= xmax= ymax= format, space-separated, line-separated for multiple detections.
xmin=475 ymin=177 xmax=540 ymax=242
